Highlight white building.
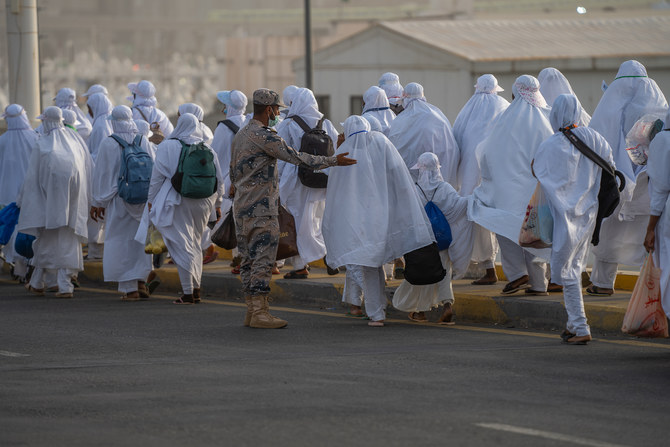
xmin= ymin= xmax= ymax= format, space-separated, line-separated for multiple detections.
xmin=294 ymin=15 xmax=670 ymax=123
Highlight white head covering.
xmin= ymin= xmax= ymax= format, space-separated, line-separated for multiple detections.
xmin=37 ymin=106 xmax=64 ymax=135
xmin=363 ymin=115 xmax=383 ymax=133
xmin=62 ymin=109 xmax=77 ymax=126
xmin=82 ymin=84 xmax=109 ymax=97
xmin=411 ymin=152 xmax=444 ymax=192
xmin=2 ymin=104 xmax=32 ymax=130
xmin=387 ymin=82 xmax=460 ymax=186
xmin=378 ymin=72 xmax=404 ymax=106
xmin=453 ymin=74 xmax=510 ymax=194
xmin=128 ymin=80 xmax=157 ymax=107
xmin=177 ymin=103 xmax=212 ymax=144
xmin=216 ymin=90 xmax=248 ymax=117
xmin=534 ymin=93 xmax=615 ymax=282
xmin=512 ymin=75 xmax=548 ymax=108
xmin=134 ymin=119 xmax=153 ymax=138
xmin=589 ymin=60 xmax=668 ymax=201
xmin=282 ymin=85 xmax=299 ymax=107
xmin=178 ymin=103 xmax=204 ymax=121
xmin=469 ymin=74 xmax=553 ymax=245
xmin=475 ymin=74 xmax=504 ymax=94
xmin=287 ymin=88 xmax=323 ymax=124
xmin=538 ymin=67 xmax=591 ymax=126
xmin=538 ymin=68 xmax=575 ymax=106
xmin=169 ymin=113 xmax=203 ymax=145
xmin=108 ymin=105 xmax=139 ymax=136
xmin=323 ymin=115 xmax=434 ymax=268
xmin=87 ymin=92 xmax=113 ymax=122
xmin=361 ymin=86 xmax=395 ymax=134
xmin=53 ymin=88 xmax=92 ymax=139
xmin=0 ymin=104 xmax=38 ymax=206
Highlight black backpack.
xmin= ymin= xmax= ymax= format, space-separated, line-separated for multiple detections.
xmin=403 ymin=242 xmax=447 ymax=285
xmin=560 ymin=126 xmax=626 ymax=246
xmin=289 ymin=115 xmax=335 ymax=188
xmin=218 ymin=119 xmax=240 ymax=134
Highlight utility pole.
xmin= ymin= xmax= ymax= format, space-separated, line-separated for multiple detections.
xmin=304 ymin=0 xmax=313 ymax=90
xmin=5 ymin=0 xmax=41 ymax=126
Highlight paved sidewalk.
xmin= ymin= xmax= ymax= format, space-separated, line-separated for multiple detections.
xmin=80 ymin=258 xmax=635 ymax=335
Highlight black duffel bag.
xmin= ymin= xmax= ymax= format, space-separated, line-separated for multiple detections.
xmin=403 ymin=242 xmax=446 ymax=285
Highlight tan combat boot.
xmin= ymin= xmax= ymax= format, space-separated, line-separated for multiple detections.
xmin=243 ymin=296 xmax=253 ymax=327
xmin=248 ymin=295 xmax=287 ymax=329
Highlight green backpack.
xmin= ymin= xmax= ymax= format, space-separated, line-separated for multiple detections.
xmin=170 ymin=139 xmax=218 ymax=199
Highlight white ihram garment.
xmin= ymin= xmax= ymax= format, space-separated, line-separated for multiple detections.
xmin=277 ymin=88 xmax=338 ymax=267
xmin=534 ymin=94 xmax=614 ymax=336
xmin=538 ymin=67 xmax=591 ymax=126
xmin=86 ymin=93 xmax=113 ymax=162
xmin=387 ymin=83 xmax=460 ymax=187
xmin=145 ymin=114 xmax=224 ymax=293
xmin=361 ymin=86 xmax=396 ymax=135
xmin=589 ymin=61 xmax=668 ymax=279
xmin=54 ymin=88 xmax=92 ymax=142
xmin=392 ymin=153 xmax=473 ymax=312
xmin=17 ymin=118 xmax=92 ymax=292
xmin=92 ymin=124 xmax=154 ymax=289
xmin=453 ymin=75 xmax=508 ymax=265
xmin=647 ymin=109 xmax=670 ymax=318
xmin=0 ymin=105 xmax=37 ymax=207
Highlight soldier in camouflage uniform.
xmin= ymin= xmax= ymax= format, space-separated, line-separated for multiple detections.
xmin=230 ymin=88 xmax=356 ymax=329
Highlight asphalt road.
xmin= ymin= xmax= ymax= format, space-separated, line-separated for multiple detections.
xmin=1 ymin=278 xmax=669 ymax=447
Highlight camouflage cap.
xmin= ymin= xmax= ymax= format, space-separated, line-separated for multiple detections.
xmin=252 ymin=88 xmax=286 ymax=107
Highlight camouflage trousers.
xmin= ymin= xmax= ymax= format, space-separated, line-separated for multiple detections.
xmin=235 ymin=215 xmax=280 ymax=297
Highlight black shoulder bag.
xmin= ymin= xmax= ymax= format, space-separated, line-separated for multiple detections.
xmin=559 ymin=126 xmax=626 ymax=246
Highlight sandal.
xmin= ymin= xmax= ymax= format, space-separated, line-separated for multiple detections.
xmin=525 ymin=289 xmax=549 ymax=296
xmin=147 ymin=277 xmax=161 ymax=295
xmin=438 ymin=303 xmax=455 ymax=325
xmin=547 ymin=282 xmax=564 ymax=293
xmin=121 ymin=292 xmax=141 ymax=301
xmin=564 ymin=334 xmax=592 ymax=345
xmin=138 ymin=281 xmax=150 ymax=299
xmin=203 ymin=252 xmax=218 ymax=265
xmin=283 ymin=270 xmax=308 ymax=279
xmin=586 ymin=285 xmax=614 ymax=296
xmin=471 ymin=277 xmax=497 ymax=285
xmin=408 ymin=312 xmax=428 ymax=323
xmin=560 ymin=329 xmax=576 ymax=342
xmin=193 ymin=288 xmax=201 ymax=304
xmin=174 ymin=294 xmax=195 ymax=305
xmin=368 ymin=320 xmax=385 ymax=327
xmin=231 ymin=266 xmax=240 ymax=275
xmin=501 ymin=275 xmax=530 ymax=295
xmin=345 ymin=311 xmax=368 ymax=319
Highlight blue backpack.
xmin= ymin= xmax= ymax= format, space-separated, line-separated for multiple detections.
xmin=0 ymin=202 xmax=20 ymax=245
xmin=417 ymin=184 xmax=452 ymax=250
xmin=111 ymin=134 xmax=153 ymax=204
xmin=14 ymin=232 xmax=35 ymax=259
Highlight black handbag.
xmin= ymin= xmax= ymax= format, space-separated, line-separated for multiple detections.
xmin=276 ymin=205 xmax=299 ymax=260
xmin=211 ymin=209 xmax=237 ymax=250
xmin=560 ymin=126 xmax=626 ymax=246
xmin=403 ymin=242 xmax=446 ymax=285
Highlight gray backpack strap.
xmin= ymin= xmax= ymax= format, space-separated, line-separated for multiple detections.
xmin=288 ymin=115 xmax=312 ymax=133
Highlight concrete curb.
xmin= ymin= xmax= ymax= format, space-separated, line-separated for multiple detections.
xmin=80 ymin=260 xmax=629 ymax=334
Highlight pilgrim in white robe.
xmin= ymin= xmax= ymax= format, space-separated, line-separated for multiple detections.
xmin=17 ymin=107 xmax=92 ymax=295
xmin=176 ymin=103 xmax=213 ymax=145
xmin=387 ymin=82 xmax=460 ymax=187
xmin=453 ymin=74 xmax=509 ymax=269
xmin=468 ymin=75 xmax=553 ymax=291
xmin=146 ymin=113 xmax=224 ymax=295
xmin=378 ymin=72 xmax=404 ymax=114
xmin=54 ymin=88 xmax=92 ymax=142
xmin=0 ymin=105 xmax=38 ymax=271
xmin=92 ymin=106 xmax=154 ymax=294
xmin=277 ymin=88 xmax=339 ymax=271
xmin=361 ymin=86 xmax=395 ymax=136
xmin=86 ymin=92 xmax=113 ymax=162
xmin=128 ymin=80 xmax=174 ymax=137
xmin=392 ymin=152 xmax=474 ymax=314
xmin=588 ymin=61 xmax=668 ymax=289
xmin=324 ymin=116 xmax=434 ymax=323
xmin=538 ymin=67 xmax=591 ymax=126
xmin=534 ymin=94 xmax=614 ymax=337
xmin=647 ymin=109 xmax=670 ymax=318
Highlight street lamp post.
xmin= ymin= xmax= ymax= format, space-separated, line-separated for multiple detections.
xmin=304 ymin=0 xmax=313 ymax=90
xmin=5 ymin=0 xmax=41 ymax=126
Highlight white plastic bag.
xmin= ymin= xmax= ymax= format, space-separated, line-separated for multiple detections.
xmin=622 ymin=255 xmax=668 ymax=338
xmin=519 ymin=183 xmax=553 ymax=249
xmin=625 ymin=114 xmax=665 ymax=165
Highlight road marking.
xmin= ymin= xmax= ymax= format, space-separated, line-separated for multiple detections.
xmin=16 ymin=284 xmax=670 ymax=351
xmin=476 ymin=423 xmax=629 ymax=447
xmin=0 ymin=350 xmax=30 ymax=357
